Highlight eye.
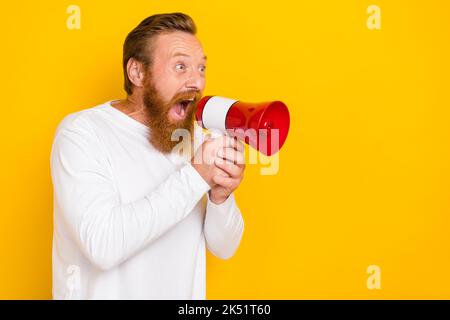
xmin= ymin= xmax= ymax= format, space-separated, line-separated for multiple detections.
xmin=199 ymin=65 xmax=206 ymax=73
xmin=175 ymin=63 xmax=186 ymax=71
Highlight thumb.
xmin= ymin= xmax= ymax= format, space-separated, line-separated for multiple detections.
xmin=204 ymin=133 xmax=213 ymax=141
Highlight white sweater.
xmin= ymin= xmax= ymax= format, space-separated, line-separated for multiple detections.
xmin=50 ymin=101 xmax=244 ymax=300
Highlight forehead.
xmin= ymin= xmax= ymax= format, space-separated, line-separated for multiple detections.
xmin=152 ymin=31 xmax=205 ymax=60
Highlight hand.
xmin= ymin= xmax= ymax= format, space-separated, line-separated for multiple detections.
xmin=191 ymin=135 xmax=241 ymax=187
xmin=209 ymin=137 xmax=245 ymax=204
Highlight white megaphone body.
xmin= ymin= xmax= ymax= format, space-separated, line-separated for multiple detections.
xmin=195 ymin=96 xmax=290 ymax=156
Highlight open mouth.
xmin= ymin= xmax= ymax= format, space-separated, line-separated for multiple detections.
xmin=168 ymin=98 xmax=195 ymax=121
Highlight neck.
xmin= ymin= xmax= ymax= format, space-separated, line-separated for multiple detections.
xmin=111 ymin=94 xmax=149 ymax=126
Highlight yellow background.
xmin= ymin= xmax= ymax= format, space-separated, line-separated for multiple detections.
xmin=1 ymin=0 xmax=449 ymax=299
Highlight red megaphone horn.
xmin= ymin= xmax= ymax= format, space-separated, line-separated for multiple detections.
xmin=195 ymin=96 xmax=290 ymax=156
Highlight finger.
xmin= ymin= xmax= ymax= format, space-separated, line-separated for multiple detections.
xmin=214 ymin=166 xmax=229 ymax=177
xmin=214 ymin=158 xmax=242 ymax=178
xmin=226 ymin=136 xmax=245 ymax=154
xmin=235 ymin=139 xmax=244 ymax=153
xmin=217 ymin=147 xmax=245 ymax=165
xmin=212 ymin=135 xmax=241 ymax=152
xmin=219 ymin=135 xmax=238 ymax=150
xmin=212 ymin=174 xmax=236 ymax=189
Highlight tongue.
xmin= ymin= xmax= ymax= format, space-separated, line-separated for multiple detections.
xmin=173 ymin=103 xmax=183 ymax=115
xmin=170 ymin=103 xmax=186 ymax=120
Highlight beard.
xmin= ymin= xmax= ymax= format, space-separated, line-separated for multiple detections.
xmin=142 ymin=72 xmax=202 ymax=154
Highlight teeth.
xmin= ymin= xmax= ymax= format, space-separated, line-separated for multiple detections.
xmin=179 ymin=98 xmax=194 ymax=108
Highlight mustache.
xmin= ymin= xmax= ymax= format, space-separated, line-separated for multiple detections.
xmin=169 ymin=90 xmax=203 ymax=105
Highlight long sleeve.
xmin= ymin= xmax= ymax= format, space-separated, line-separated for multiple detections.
xmin=50 ymin=121 xmax=210 ymax=271
xmin=204 ymin=192 xmax=244 ymax=260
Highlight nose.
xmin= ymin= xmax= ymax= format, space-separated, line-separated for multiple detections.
xmin=184 ymin=70 xmax=204 ymax=92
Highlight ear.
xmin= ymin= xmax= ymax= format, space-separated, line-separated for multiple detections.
xmin=126 ymin=58 xmax=146 ymax=90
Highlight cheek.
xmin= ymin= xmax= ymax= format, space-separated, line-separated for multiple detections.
xmin=153 ymin=75 xmax=179 ymax=100
xmin=150 ymin=64 xmax=177 ymax=98
xmin=199 ymin=78 xmax=206 ymax=91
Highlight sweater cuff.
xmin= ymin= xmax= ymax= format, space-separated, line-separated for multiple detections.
xmin=182 ymin=162 xmax=211 ymax=196
xmin=206 ymin=191 xmax=235 ymax=213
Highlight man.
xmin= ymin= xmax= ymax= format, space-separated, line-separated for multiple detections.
xmin=51 ymin=12 xmax=245 ymax=299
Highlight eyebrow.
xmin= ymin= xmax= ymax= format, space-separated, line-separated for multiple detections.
xmin=172 ymin=52 xmax=207 ymax=61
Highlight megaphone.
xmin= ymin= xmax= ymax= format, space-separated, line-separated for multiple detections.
xmin=195 ymin=96 xmax=290 ymax=156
